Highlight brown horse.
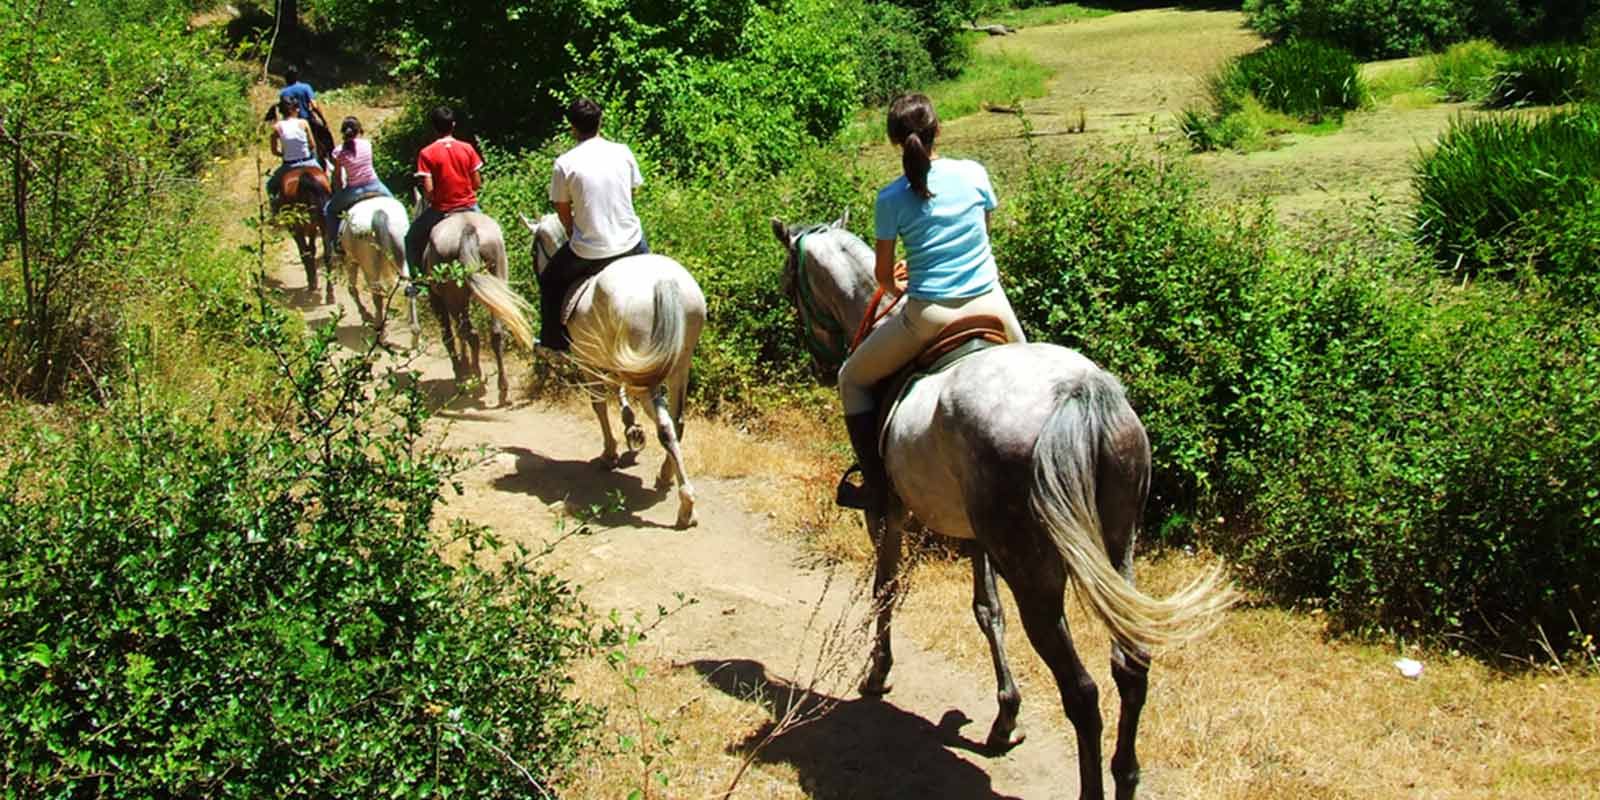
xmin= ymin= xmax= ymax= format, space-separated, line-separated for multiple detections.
xmin=272 ymin=166 xmax=334 ymax=305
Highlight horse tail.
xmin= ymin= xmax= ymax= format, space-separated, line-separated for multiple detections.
xmin=571 ymin=276 xmax=686 ymax=389
xmin=1028 ymin=369 xmax=1236 ymax=658
xmin=372 ymin=207 xmax=404 ymax=284
xmin=466 ymin=272 xmax=535 ymax=349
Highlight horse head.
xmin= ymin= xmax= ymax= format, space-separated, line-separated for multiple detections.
xmin=518 ymin=211 xmax=566 ymax=278
xmin=770 ymin=212 xmax=868 ymax=386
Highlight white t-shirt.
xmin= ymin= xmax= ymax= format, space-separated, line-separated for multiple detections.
xmin=548 ymin=136 xmax=644 ymax=260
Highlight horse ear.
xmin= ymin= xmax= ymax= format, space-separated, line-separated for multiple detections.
xmin=770 ymin=217 xmax=790 ymax=246
xmin=518 ymin=213 xmax=539 ymax=235
xmin=832 ymin=209 xmax=849 ymax=229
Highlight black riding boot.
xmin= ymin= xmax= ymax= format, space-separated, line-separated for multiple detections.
xmin=837 ymin=411 xmax=889 ymax=513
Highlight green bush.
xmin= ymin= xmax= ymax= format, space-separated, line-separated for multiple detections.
xmin=1414 ymin=105 xmax=1600 ymax=276
xmin=0 ymin=318 xmax=597 ymax=796
xmin=1425 ymin=39 xmax=1507 ymax=101
xmin=997 ymin=151 xmax=1272 ymax=519
xmin=1180 ymin=40 xmax=1363 ymax=151
xmin=0 ymin=0 xmax=252 ymax=401
xmin=858 ymin=3 xmax=940 ymax=106
xmin=1243 ymin=0 xmax=1466 ymax=59
xmin=1486 ymin=43 xmax=1598 ymax=106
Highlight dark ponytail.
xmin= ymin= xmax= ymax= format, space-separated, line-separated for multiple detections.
xmin=340 ymin=116 xmax=362 ymax=155
xmin=887 ymin=93 xmax=939 ymax=200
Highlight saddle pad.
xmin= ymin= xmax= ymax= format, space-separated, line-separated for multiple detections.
xmin=561 ymin=275 xmax=600 ymax=326
xmin=345 ymin=187 xmax=390 ymax=207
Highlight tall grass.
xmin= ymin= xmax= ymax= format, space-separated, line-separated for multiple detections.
xmin=1180 ymin=39 xmax=1365 ymax=151
xmin=1415 ymin=105 xmax=1600 ymax=276
xmin=1487 ymin=43 xmax=1598 ymax=106
xmin=1425 ymin=39 xmax=1507 ymax=102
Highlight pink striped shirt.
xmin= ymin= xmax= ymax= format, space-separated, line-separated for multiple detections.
xmin=333 ymin=138 xmax=379 ymax=187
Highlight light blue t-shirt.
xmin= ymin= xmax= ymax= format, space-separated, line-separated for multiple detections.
xmin=874 ymin=158 xmax=999 ymax=301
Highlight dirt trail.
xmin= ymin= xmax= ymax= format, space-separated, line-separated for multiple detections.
xmin=228 ymin=84 xmax=1112 ymax=800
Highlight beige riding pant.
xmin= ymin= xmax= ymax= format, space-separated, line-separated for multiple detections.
xmin=838 ymin=285 xmax=1026 ymax=415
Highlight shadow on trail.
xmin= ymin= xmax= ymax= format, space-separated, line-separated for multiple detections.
xmin=492 ymin=446 xmax=672 ymax=530
xmin=689 ymin=658 xmax=1022 ymax=800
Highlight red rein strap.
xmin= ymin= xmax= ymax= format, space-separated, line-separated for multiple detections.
xmin=848 ymin=263 xmax=909 ymax=352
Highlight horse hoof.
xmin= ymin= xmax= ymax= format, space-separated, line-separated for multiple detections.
xmin=860 ymin=677 xmax=892 ymax=697
xmin=985 ymin=724 xmax=1026 ymax=753
xmin=675 ymin=512 xmax=697 ymax=530
xmin=597 ymin=451 xmax=620 ymax=469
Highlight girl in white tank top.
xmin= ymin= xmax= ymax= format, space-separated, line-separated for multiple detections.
xmin=275 ymin=117 xmax=315 ymax=165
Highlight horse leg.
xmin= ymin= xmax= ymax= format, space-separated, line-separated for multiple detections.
xmin=489 ymin=321 xmax=508 ymax=406
xmin=650 ymin=385 xmax=695 ymax=528
xmin=971 ymin=547 xmax=1026 ymax=752
xmin=1011 ymin=558 xmax=1106 ymax=800
xmin=430 ymin=295 xmax=464 ymax=381
xmin=620 ymin=387 xmax=646 ymax=452
xmin=860 ymin=510 xmax=903 ymax=696
xmin=653 ymin=363 xmax=691 ymax=489
xmin=459 ymin=307 xmax=483 ymax=382
xmin=1099 ymin=451 xmax=1153 ymax=800
xmin=591 ymin=393 xmax=620 ymax=467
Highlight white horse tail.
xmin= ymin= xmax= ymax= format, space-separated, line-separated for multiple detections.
xmin=372 ymin=207 xmax=404 ymax=283
xmin=458 ymin=224 xmax=534 ymax=348
xmin=1029 ymin=369 xmax=1236 ymax=657
xmin=466 ymin=273 xmax=534 ymax=349
xmin=572 ymin=277 xmax=686 ymax=388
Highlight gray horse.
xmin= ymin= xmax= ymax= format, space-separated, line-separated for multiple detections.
xmin=412 ymin=195 xmax=533 ymax=405
xmin=520 ymin=212 xmax=706 ymax=529
xmin=772 ymin=216 xmax=1236 ymax=800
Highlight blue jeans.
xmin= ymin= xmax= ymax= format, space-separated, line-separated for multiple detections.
xmin=323 ymin=179 xmax=393 ymax=250
xmin=405 ymin=204 xmax=480 ymax=275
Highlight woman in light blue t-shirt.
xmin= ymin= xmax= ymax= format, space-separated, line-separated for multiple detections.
xmin=834 ymin=93 xmax=1026 ymax=512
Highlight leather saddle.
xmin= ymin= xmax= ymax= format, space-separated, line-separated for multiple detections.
xmin=274 ymin=166 xmax=330 ymax=212
xmin=872 ymin=314 xmax=1010 ymax=454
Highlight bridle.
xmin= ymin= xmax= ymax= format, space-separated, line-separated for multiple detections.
xmin=786 ymin=227 xmax=900 ymax=374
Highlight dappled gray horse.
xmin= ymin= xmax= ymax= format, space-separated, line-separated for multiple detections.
xmin=412 ymin=196 xmax=532 ymax=405
xmin=773 ymin=216 xmax=1235 ymax=800
xmin=520 ymin=212 xmax=706 ymax=529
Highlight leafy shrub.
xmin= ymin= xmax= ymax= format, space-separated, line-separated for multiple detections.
xmin=1243 ymin=0 xmax=1466 ymax=59
xmin=1425 ymin=39 xmax=1507 ymax=101
xmin=0 ymin=0 xmax=252 ymax=401
xmin=0 ymin=318 xmax=597 ymax=796
xmin=858 ymin=3 xmax=940 ymax=106
xmin=1486 ymin=43 xmax=1598 ymax=106
xmin=1414 ymin=105 xmax=1600 ymax=276
xmin=997 ymin=150 xmax=1273 ymax=519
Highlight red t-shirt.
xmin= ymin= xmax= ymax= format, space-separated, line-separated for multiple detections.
xmin=415 ymin=136 xmax=483 ymax=212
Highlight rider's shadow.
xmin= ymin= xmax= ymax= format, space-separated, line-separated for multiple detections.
xmin=688 ymin=658 xmax=1022 ymax=800
xmin=491 ymin=446 xmax=674 ymax=531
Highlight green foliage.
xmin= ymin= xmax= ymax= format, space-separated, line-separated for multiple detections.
xmin=1180 ymin=40 xmax=1364 ymax=151
xmin=1243 ymin=0 xmax=1465 ymax=59
xmin=0 ymin=0 xmax=252 ymax=401
xmin=858 ymin=3 xmax=941 ymax=106
xmin=0 ymin=313 xmax=597 ymax=796
xmin=1244 ymin=0 xmax=1600 ymax=59
xmin=998 ymin=151 xmax=1271 ymax=518
xmin=1414 ymin=105 xmax=1600 ymax=277
xmin=1486 ymin=43 xmax=1599 ymax=106
xmin=1425 ymin=39 xmax=1507 ymax=102
xmin=317 ymin=0 xmax=973 ymax=177
xmin=977 ymin=2 xmax=1111 ymax=29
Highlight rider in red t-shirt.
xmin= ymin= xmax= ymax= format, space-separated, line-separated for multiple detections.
xmin=404 ymin=106 xmax=485 ymax=270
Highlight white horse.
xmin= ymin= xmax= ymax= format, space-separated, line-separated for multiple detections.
xmin=519 ymin=213 xmax=706 ymax=529
xmin=337 ymin=195 xmax=419 ymax=338
xmin=411 ymin=196 xmax=533 ymax=406
xmin=772 ymin=215 xmax=1236 ymax=800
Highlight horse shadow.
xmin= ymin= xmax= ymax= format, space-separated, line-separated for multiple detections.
xmin=260 ymin=271 xmax=326 ymax=312
xmin=689 ymin=659 xmax=1022 ymax=800
xmin=491 ymin=446 xmax=672 ymax=531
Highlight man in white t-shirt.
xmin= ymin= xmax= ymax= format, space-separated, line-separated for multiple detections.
xmin=538 ymin=98 xmax=648 ymax=351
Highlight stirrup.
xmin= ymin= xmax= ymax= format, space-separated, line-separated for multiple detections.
xmin=835 ymin=463 xmax=872 ymax=510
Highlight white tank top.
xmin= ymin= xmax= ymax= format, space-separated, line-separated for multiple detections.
xmin=276 ymin=118 xmax=312 ymax=163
